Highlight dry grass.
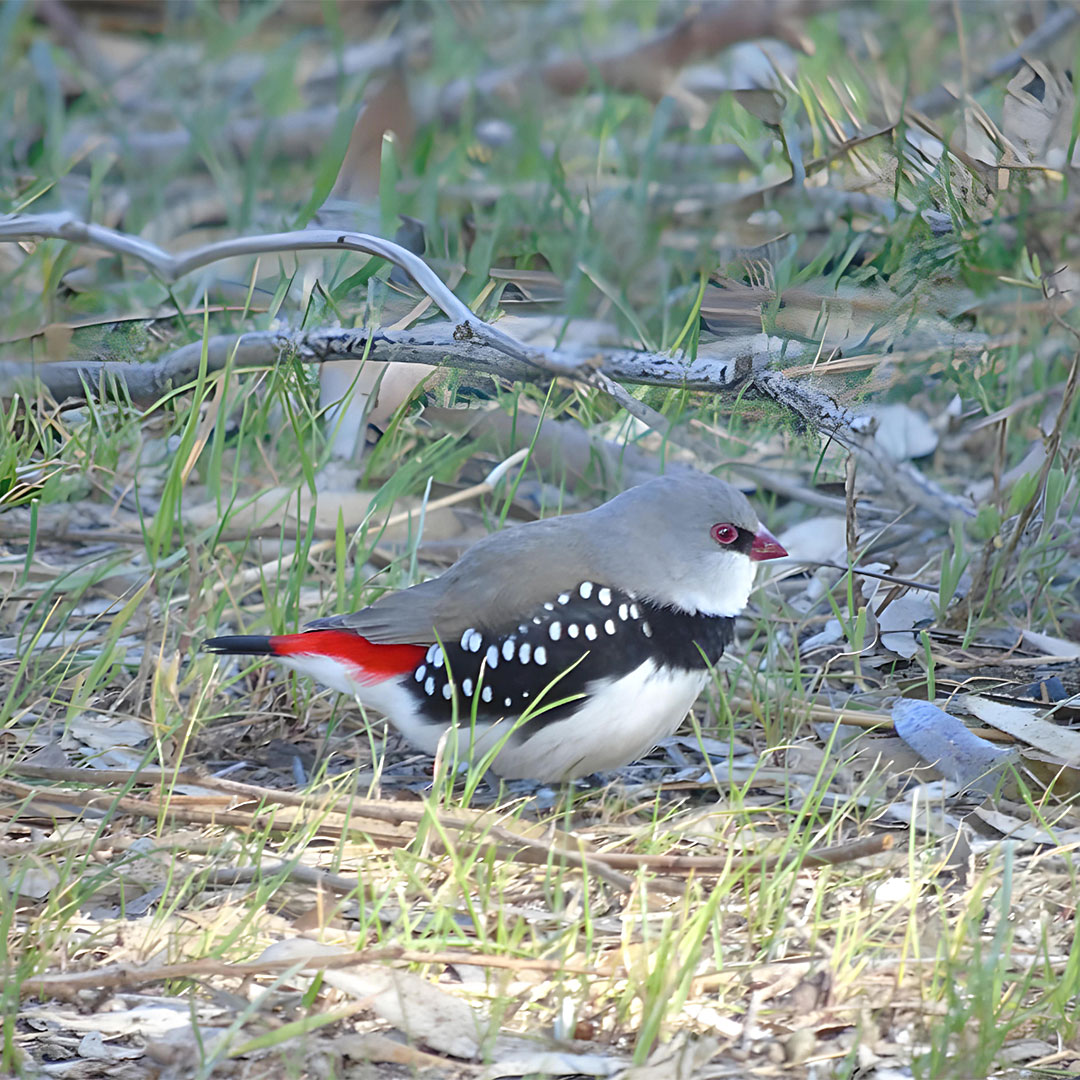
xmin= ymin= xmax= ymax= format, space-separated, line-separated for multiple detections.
xmin=3 ymin=3 xmax=1080 ymax=1078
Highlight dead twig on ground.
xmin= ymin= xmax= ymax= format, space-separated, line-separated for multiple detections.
xmin=0 ymin=212 xmax=975 ymax=524
xmin=911 ymin=6 xmax=1080 ymax=117
xmin=20 ymin=945 xmax=600 ymax=999
xmin=960 ymin=294 xmax=1080 ymax=622
xmin=3 ymin=765 xmax=896 ymax=887
xmin=0 ymin=768 xmax=659 ymax=895
xmin=438 ymin=2 xmax=821 ymax=113
xmin=592 ymin=831 xmax=895 ymax=873
xmin=0 ymin=324 xmax=762 ymax=405
xmin=0 ymin=212 xmax=718 ymax=464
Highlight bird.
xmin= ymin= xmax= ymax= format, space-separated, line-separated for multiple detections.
xmin=203 ymin=472 xmax=786 ymax=781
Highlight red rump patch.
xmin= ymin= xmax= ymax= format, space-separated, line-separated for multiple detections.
xmin=270 ymin=630 xmax=426 ymax=685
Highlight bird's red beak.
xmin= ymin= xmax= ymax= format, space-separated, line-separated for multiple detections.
xmin=750 ymin=527 xmax=787 ymax=562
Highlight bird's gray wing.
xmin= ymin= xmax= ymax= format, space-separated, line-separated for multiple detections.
xmin=306 ymin=516 xmax=598 ymax=644
xmin=306 ymin=573 xmax=450 ymax=644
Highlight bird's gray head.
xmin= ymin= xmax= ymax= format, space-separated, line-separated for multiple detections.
xmin=587 ymin=472 xmax=786 ymax=616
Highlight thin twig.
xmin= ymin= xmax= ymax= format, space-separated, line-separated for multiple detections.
xmin=755 ymin=369 xmax=975 ymax=522
xmin=0 ymin=214 xmax=583 ymax=381
xmin=0 ymin=212 xmax=748 ymax=462
xmin=19 ymin=944 xmax=600 ymax=999
xmin=910 ymin=6 xmax=1080 ymax=117
xmin=3 ymin=763 xmax=893 ymax=885
xmin=805 ymin=562 xmax=938 ymax=592
xmin=589 ymin=831 xmax=895 ymax=873
xmin=0 ymin=212 xmax=974 ymax=524
xmin=0 ymin=325 xmax=759 ymax=403
xmin=0 ymin=767 xmax=664 ymax=895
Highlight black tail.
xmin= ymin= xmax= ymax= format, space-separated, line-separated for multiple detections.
xmin=203 ymin=635 xmax=275 ymax=655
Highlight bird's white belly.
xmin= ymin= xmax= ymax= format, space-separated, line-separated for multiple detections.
xmin=487 ymin=660 xmax=709 ymax=780
xmin=281 ymin=654 xmax=708 ymax=781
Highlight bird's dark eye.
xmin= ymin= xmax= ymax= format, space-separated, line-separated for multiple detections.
xmin=711 ymin=523 xmax=738 ymax=545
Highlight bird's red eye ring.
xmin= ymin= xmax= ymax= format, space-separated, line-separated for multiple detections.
xmin=711 ymin=523 xmax=738 ymax=545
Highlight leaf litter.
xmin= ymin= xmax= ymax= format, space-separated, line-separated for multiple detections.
xmin=2 ymin=3 xmax=1080 ymax=1079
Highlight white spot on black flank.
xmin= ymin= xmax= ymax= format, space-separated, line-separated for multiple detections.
xmin=579 ymin=581 xmax=593 ymax=599
xmin=598 ymin=587 xmax=612 ymax=606
xmin=532 ymin=616 xmax=542 ymax=625
xmin=544 ymin=602 xmax=555 ymax=611
xmin=405 ymin=588 xmax=735 ymax=734
xmin=558 ymin=592 xmax=571 ymax=604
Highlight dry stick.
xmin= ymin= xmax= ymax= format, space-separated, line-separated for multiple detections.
xmin=806 ymin=562 xmax=937 ymax=592
xmin=6 ymin=762 xmax=572 ymax=843
xmin=4 ymin=763 xmax=891 ymax=878
xmin=0 ymin=768 xmax=662 ymax=896
xmin=304 ymin=327 xmax=972 ymax=523
xmin=203 ymin=861 xmax=393 ymax=895
xmin=0 ymin=215 xmax=579 ymax=379
xmin=4 ymin=765 xmax=558 ymax=852
xmin=0 ymin=213 xmax=968 ymax=524
xmin=20 ymin=945 xmax=600 ymax=999
xmin=0 ymin=214 xmax=754 ymax=518
xmin=590 ymin=831 xmax=895 ymax=873
xmin=910 ymin=5 xmax=1080 ymax=117
xmin=0 ymin=777 xmax=304 ymax=832
xmin=0 ymin=325 xmax=760 ymax=404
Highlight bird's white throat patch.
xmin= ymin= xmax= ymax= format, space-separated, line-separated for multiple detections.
xmin=667 ymin=553 xmax=756 ymax=617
